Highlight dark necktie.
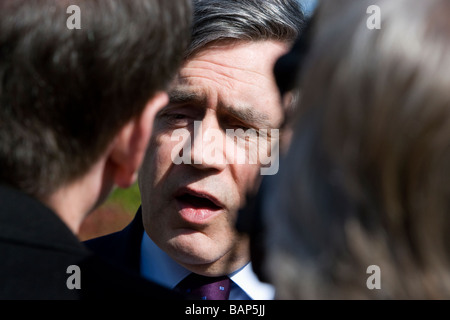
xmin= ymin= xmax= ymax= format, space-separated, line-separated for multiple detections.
xmin=175 ymin=273 xmax=231 ymax=300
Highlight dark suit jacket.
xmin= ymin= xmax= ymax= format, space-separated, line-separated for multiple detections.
xmin=84 ymin=207 xmax=145 ymax=275
xmin=0 ymin=185 xmax=180 ymax=299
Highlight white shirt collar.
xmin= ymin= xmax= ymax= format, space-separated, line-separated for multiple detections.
xmin=140 ymin=232 xmax=274 ymax=300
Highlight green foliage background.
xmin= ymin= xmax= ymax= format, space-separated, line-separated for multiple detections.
xmin=106 ymin=182 xmax=141 ymax=214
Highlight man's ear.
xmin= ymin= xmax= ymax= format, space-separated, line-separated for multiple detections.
xmin=108 ymin=91 xmax=169 ymax=188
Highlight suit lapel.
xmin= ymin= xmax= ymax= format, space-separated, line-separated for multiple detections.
xmin=84 ymin=206 xmax=145 ymax=274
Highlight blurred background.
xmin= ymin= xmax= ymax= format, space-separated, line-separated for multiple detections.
xmin=301 ymin=0 xmax=317 ymax=17
xmin=79 ymin=182 xmax=141 ymax=240
xmin=78 ymin=0 xmax=318 ymax=241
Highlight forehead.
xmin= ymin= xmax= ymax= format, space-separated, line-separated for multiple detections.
xmin=171 ymin=40 xmax=289 ymax=126
xmin=187 ymin=40 xmax=287 ymax=77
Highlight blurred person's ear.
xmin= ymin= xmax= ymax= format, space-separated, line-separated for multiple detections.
xmin=107 ymin=92 xmax=169 ymax=188
xmin=274 ymin=16 xmax=314 ymax=155
xmin=279 ymin=90 xmax=298 ymax=154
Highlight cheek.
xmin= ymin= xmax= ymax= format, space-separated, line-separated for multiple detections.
xmin=232 ymin=164 xmax=262 ymax=202
xmin=143 ymin=135 xmax=177 ymax=185
xmin=139 ymin=136 xmax=177 ymax=218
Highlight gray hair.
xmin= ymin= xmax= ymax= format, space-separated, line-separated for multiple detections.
xmin=187 ymin=0 xmax=305 ymax=57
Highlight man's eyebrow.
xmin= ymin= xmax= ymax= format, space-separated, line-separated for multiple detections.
xmin=168 ymin=87 xmax=206 ymax=104
xmin=168 ymin=87 xmax=274 ymax=128
xmin=221 ymin=104 xmax=273 ymax=129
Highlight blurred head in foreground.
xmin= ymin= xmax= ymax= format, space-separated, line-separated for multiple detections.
xmin=0 ymin=0 xmax=191 ymax=232
xmin=264 ymin=0 xmax=450 ymax=299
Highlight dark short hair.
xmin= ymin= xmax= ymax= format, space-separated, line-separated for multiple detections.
xmin=187 ymin=0 xmax=305 ymax=58
xmin=0 ymin=0 xmax=192 ymax=198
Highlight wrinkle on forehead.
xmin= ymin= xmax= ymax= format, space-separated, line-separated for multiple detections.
xmin=189 ymin=40 xmax=287 ymax=72
xmin=189 ymin=58 xmax=269 ymax=79
xmin=179 ymin=75 xmax=263 ymax=92
xmin=178 ymin=40 xmax=288 ymax=87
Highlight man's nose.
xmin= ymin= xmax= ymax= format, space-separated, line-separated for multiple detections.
xmin=189 ymin=118 xmax=227 ymax=172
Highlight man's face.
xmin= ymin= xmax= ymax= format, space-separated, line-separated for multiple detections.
xmin=139 ymin=40 xmax=288 ymax=276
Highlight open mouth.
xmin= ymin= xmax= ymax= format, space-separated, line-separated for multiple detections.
xmin=174 ymin=188 xmax=224 ymax=224
xmin=175 ymin=193 xmax=222 ymax=211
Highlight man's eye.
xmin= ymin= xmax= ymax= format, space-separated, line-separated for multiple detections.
xmin=227 ymin=123 xmax=258 ymax=134
xmin=223 ymin=122 xmax=248 ymax=131
xmin=231 ymin=124 xmax=249 ymax=131
xmin=170 ymin=114 xmax=187 ymax=120
xmin=166 ymin=113 xmax=188 ymax=122
xmin=159 ymin=112 xmax=192 ymax=128
xmin=225 ymin=125 xmax=260 ymax=141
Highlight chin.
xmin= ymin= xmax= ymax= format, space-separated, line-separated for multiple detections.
xmin=167 ymin=231 xmax=228 ymax=266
